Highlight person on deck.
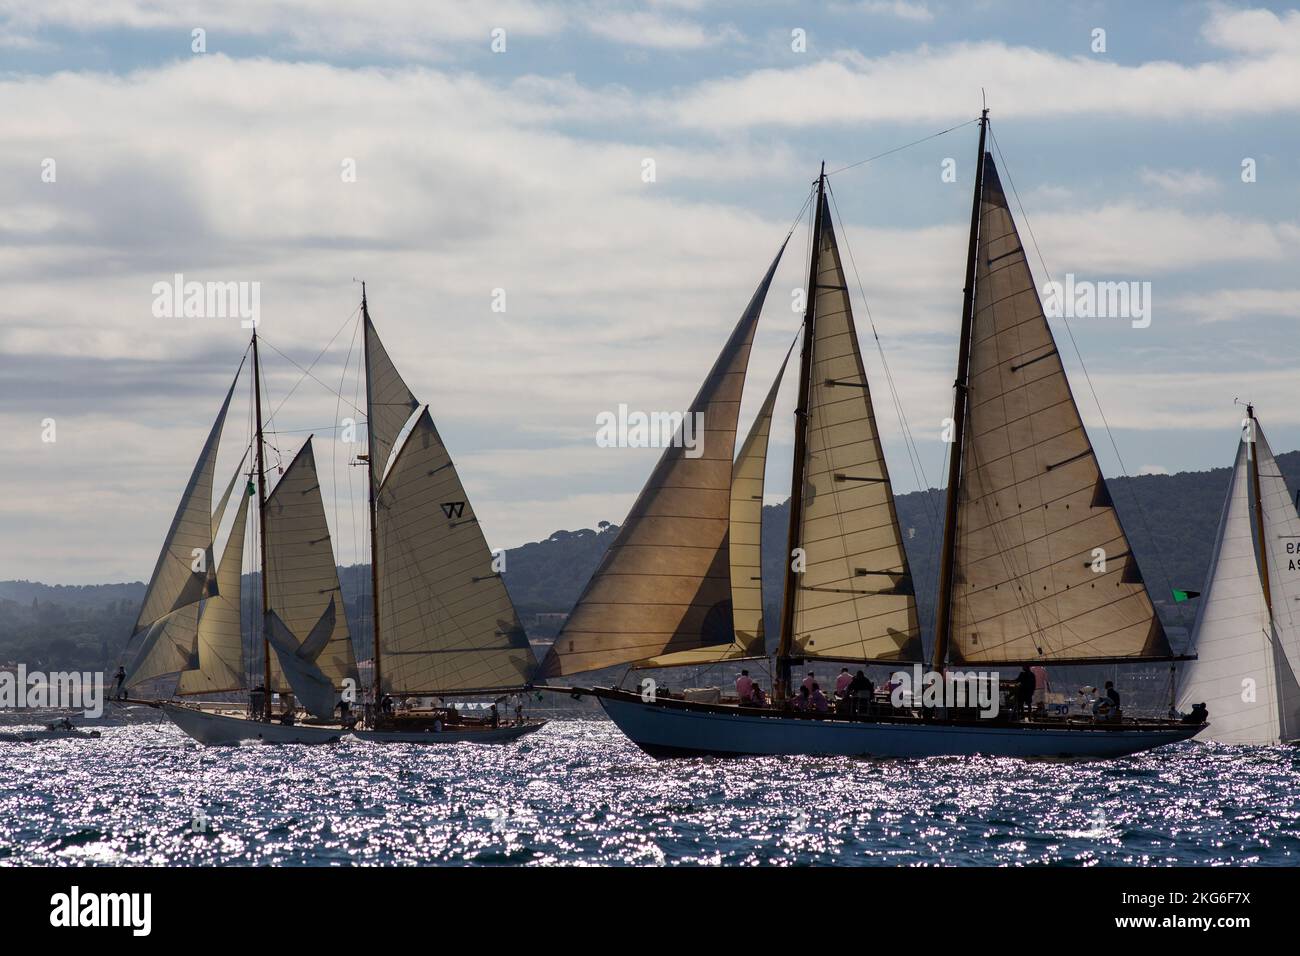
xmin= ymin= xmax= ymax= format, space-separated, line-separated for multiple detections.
xmin=749 ymin=684 xmax=767 ymax=707
xmin=802 ymin=671 xmax=817 ymax=693
xmin=810 ymin=683 xmax=830 ymax=713
xmin=835 ymin=667 xmax=853 ymax=698
xmin=1105 ymin=681 xmax=1121 ymax=711
xmin=791 ymin=685 xmax=811 ymax=712
xmin=1016 ymin=665 xmax=1036 ymax=716
xmin=847 ymin=670 xmax=873 ymax=715
xmin=112 ymin=666 xmax=126 ymax=700
xmin=735 ymin=669 xmax=754 ymax=703
xmin=490 ymin=704 xmax=500 ymax=728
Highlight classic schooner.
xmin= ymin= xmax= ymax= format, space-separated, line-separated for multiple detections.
xmin=119 ymin=289 xmax=545 ymax=745
xmin=1176 ymin=406 xmax=1300 ymax=744
xmin=541 ymin=111 xmax=1206 ymax=758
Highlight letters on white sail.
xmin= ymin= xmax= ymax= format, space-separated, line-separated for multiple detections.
xmin=263 ymin=439 xmax=357 ymax=715
xmin=540 ymin=244 xmax=786 ymax=677
xmin=790 ymin=197 xmax=920 ymax=663
xmin=949 ymin=156 xmax=1170 ymax=664
xmin=376 ymin=409 xmax=537 ymax=693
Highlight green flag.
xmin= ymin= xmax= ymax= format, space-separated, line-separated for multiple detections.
xmin=1172 ymin=589 xmax=1201 ymax=603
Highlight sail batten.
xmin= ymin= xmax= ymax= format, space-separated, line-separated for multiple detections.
xmin=788 ymin=194 xmax=920 ymax=665
xmin=540 ymin=242 xmax=787 ymax=678
xmin=946 ymin=154 xmax=1171 ymax=665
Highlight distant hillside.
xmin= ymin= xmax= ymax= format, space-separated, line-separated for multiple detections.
xmin=3 ymin=450 xmax=1297 ymax=673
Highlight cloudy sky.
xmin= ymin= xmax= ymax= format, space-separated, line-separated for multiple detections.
xmin=3 ymin=1 xmax=1298 ymax=584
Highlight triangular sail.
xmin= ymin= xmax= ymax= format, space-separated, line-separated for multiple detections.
xmin=263 ymin=439 xmax=358 ymax=715
xmin=1255 ymin=429 xmax=1300 ymax=682
xmin=365 ymin=313 xmax=420 ymax=486
xmin=177 ymin=471 xmax=250 ymax=696
xmin=1177 ymin=442 xmax=1283 ymax=743
xmin=539 ymin=243 xmax=786 ymax=678
xmin=640 ymin=340 xmax=794 ymax=669
xmin=948 ymin=156 xmax=1171 ymax=664
xmin=131 ymin=367 xmax=240 ymax=635
xmin=124 ymin=605 xmax=199 ymax=693
xmin=376 ymin=408 xmax=536 ymax=693
xmin=790 ymin=198 xmax=920 ymax=663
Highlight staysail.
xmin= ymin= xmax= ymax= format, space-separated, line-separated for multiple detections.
xmin=375 ymin=408 xmax=537 ymax=694
xmin=263 ymin=438 xmax=357 ymax=717
xmin=640 ymin=340 xmax=794 ymax=668
xmin=945 ymin=154 xmax=1171 ymax=664
xmin=176 ymin=465 xmax=251 ymax=696
xmin=787 ymin=195 xmax=920 ymax=663
xmin=124 ymin=605 xmax=199 ymax=693
xmin=540 ymin=242 xmax=786 ymax=678
xmin=1255 ymin=427 xmax=1300 ymax=686
xmin=131 ymin=366 xmax=240 ymax=636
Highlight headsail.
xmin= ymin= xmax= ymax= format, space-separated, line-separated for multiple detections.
xmin=1177 ymin=439 xmax=1299 ymax=743
xmin=787 ymin=195 xmax=920 ymax=664
xmin=640 ymin=340 xmax=794 ymax=668
xmin=540 ymin=242 xmax=787 ymax=678
xmin=1255 ymin=427 xmax=1300 ymax=685
xmin=375 ymin=408 xmax=537 ymax=694
xmin=263 ymin=438 xmax=357 ymax=717
xmin=131 ymin=365 xmax=241 ymax=636
xmin=124 ymin=605 xmax=199 ymax=693
xmin=177 ymin=465 xmax=251 ymax=696
xmin=945 ymin=154 xmax=1171 ymax=664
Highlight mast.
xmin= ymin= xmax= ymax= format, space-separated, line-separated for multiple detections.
xmin=251 ymin=329 xmax=273 ymax=721
xmin=776 ymin=164 xmax=826 ymax=700
xmin=932 ymin=108 xmax=988 ymax=673
xmin=1247 ymin=404 xmax=1274 ymax=619
xmin=361 ymin=283 xmax=383 ymax=705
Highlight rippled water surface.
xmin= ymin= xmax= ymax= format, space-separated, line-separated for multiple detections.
xmin=1 ymin=720 xmax=1298 ymax=866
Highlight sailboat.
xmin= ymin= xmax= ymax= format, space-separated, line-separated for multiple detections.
xmin=120 ymin=289 xmax=545 ymax=746
xmin=1176 ymin=406 xmax=1300 ymax=744
xmin=540 ymin=111 xmax=1206 ymax=758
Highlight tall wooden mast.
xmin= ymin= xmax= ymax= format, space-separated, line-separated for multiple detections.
xmin=361 ymin=283 xmax=384 ymax=705
xmin=251 ymin=328 xmax=273 ymax=721
xmin=775 ymin=165 xmax=826 ymax=701
xmin=932 ymin=108 xmax=989 ymax=672
xmin=1246 ymin=404 xmax=1274 ymax=620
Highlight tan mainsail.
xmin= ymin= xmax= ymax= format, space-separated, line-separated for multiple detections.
xmin=948 ymin=156 xmax=1170 ymax=664
xmin=125 ymin=605 xmax=199 ymax=692
xmin=177 ymin=472 xmax=250 ymax=696
xmin=365 ymin=313 xmax=420 ymax=485
xmin=540 ymin=244 xmax=786 ymax=678
xmin=263 ymin=439 xmax=358 ymax=705
xmin=375 ymin=409 xmax=536 ymax=693
xmin=640 ymin=341 xmax=793 ymax=669
xmin=790 ymin=199 xmax=920 ymax=663
xmin=131 ymin=368 xmax=240 ymax=635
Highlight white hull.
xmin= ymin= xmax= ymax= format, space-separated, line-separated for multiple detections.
xmin=594 ymin=691 xmax=1203 ymax=759
xmin=161 ymin=703 xmax=346 ymax=745
xmin=160 ymin=703 xmax=546 ymax=746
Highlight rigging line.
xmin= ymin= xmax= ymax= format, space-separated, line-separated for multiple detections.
xmin=824 ymin=180 xmax=940 ymax=535
xmin=260 ymin=334 xmax=366 ymax=422
xmin=825 ymin=118 xmax=982 ymax=177
xmin=333 ymin=312 xmax=362 ymax=595
xmin=987 ymin=125 xmax=1178 ymax=616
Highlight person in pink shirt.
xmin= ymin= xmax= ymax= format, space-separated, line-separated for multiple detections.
xmin=810 ymin=683 xmax=830 ymax=713
xmin=802 ymin=671 xmax=816 ymax=693
xmin=835 ymin=667 xmax=853 ymax=698
xmin=735 ymin=669 xmax=754 ymax=703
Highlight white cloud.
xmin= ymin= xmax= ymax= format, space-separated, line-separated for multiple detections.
xmin=1202 ymin=5 xmax=1300 ymax=54
xmin=1168 ymin=288 xmax=1300 ymax=324
xmin=1137 ymin=464 xmax=1170 ymax=476
xmin=1138 ymin=167 xmax=1218 ymax=196
xmin=854 ymin=1 xmax=934 ymax=23
xmin=587 ymin=11 xmax=738 ymax=50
